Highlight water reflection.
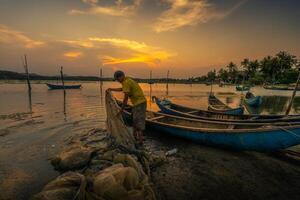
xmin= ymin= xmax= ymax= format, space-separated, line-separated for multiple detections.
xmin=63 ymin=90 xmax=67 ymax=121
xmin=27 ymin=89 xmax=32 ymax=115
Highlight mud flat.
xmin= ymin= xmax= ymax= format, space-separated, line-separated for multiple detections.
xmin=146 ymin=132 xmax=300 ymax=200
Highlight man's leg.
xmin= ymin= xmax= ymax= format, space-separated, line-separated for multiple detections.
xmin=132 ymin=102 xmax=146 ymax=144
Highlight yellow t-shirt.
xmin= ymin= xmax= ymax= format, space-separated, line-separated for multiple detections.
xmin=122 ymin=77 xmax=146 ymax=106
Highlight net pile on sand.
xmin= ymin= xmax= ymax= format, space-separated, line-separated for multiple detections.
xmin=32 ymin=92 xmax=157 ymax=200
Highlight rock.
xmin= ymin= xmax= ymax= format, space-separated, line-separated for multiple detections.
xmin=51 ymin=145 xmax=94 ymax=170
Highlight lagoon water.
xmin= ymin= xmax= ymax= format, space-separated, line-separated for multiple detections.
xmin=1 ymin=81 xmax=300 ymax=199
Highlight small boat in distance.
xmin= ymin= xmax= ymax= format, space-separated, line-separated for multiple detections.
xmin=153 ymin=96 xmax=300 ymax=123
xmin=244 ymin=92 xmax=262 ymax=107
xmin=263 ymin=85 xmax=300 ymax=91
xmin=46 ymin=83 xmax=82 ymax=90
xmin=236 ymin=85 xmax=250 ymax=91
xmin=117 ymin=98 xmax=300 ymax=152
xmin=208 ymin=94 xmax=244 ymax=115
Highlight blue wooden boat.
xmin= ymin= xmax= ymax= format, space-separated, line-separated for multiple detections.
xmin=236 ymin=85 xmax=250 ymax=91
xmin=208 ymin=94 xmax=244 ymax=115
xmin=153 ymin=97 xmax=300 ymax=123
xmin=118 ymin=101 xmax=300 ymax=152
xmin=46 ymin=83 xmax=82 ymax=89
xmin=244 ymin=92 xmax=262 ymax=107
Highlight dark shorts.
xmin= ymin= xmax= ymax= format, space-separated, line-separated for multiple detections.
xmin=132 ymin=102 xmax=147 ymax=131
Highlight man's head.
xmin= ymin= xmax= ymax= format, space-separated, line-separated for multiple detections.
xmin=114 ymin=70 xmax=125 ymax=83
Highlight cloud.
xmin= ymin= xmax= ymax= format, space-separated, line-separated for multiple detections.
xmin=0 ymin=25 xmax=45 ymax=48
xmin=63 ymin=51 xmax=83 ymax=59
xmin=69 ymin=0 xmax=141 ymax=17
xmin=62 ymin=37 xmax=175 ymax=66
xmin=154 ymin=0 xmax=248 ymax=32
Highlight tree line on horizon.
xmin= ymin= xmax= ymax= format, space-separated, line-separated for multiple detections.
xmin=192 ymin=51 xmax=300 ymax=85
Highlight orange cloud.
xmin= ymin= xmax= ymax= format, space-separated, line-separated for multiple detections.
xmin=154 ymin=0 xmax=248 ymax=32
xmin=62 ymin=37 xmax=175 ymax=66
xmin=0 ymin=25 xmax=45 ymax=48
xmin=69 ymin=0 xmax=141 ymax=17
xmin=102 ymin=51 xmax=173 ymax=66
xmin=63 ymin=51 xmax=83 ymax=58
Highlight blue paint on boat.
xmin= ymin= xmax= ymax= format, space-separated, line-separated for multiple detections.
xmin=223 ymin=107 xmax=244 ymax=115
xmin=245 ymin=96 xmax=262 ymax=107
xmin=147 ymin=123 xmax=300 ymax=152
xmin=121 ymin=107 xmax=300 ymax=152
xmin=208 ymin=95 xmax=244 ymax=115
xmin=153 ymin=97 xmax=300 ymax=123
xmin=244 ymin=92 xmax=262 ymax=107
xmin=46 ymin=83 xmax=82 ymax=89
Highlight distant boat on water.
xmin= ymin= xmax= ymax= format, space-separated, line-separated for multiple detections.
xmin=263 ymin=85 xmax=300 ymax=91
xmin=46 ymin=83 xmax=81 ymax=89
xmin=244 ymin=92 xmax=262 ymax=107
xmin=236 ymin=85 xmax=250 ymax=91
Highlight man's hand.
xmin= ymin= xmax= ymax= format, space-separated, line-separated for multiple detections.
xmin=115 ymin=108 xmax=123 ymax=117
xmin=106 ymin=88 xmax=112 ymax=93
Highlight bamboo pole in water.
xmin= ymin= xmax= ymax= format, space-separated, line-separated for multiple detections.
xmin=99 ymin=67 xmax=103 ymax=102
xmin=149 ymin=70 xmax=153 ymax=103
xmin=166 ymin=70 xmax=169 ymax=96
xmin=285 ymin=72 xmax=300 ymax=115
xmin=99 ymin=67 xmax=103 ymax=82
xmin=23 ymin=54 xmax=31 ymax=91
xmin=60 ymin=66 xmax=65 ymax=92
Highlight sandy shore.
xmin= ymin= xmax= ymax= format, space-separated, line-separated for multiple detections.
xmin=146 ymin=131 xmax=300 ymax=200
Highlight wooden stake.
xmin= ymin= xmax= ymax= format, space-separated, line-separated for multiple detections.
xmin=166 ymin=70 xmax=169 ymax=96
xmin=60 ymin=66 xmax=65 ymax=92
xmin=23 ymin=54 xmax=31 ymax=91
xmin=285 ymin=72 xmax=300 ymax=115
xmin=99 ymin=67 xmax=103 ymax=82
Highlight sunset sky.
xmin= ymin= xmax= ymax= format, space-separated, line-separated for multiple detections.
xmin=0 ymin=0 xmax=299 ymax=78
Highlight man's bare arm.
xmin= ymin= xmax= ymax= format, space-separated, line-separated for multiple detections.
xmin=121 ymin=93 xmax=129 ymax=111
xmin=107 ymin=88 xmax=122 ymax=92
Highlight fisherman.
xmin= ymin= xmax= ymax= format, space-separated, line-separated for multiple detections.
xmin=107 ymin=70 xmax=147 ymax=145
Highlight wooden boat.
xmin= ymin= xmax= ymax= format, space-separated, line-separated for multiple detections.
xmin=118 ymin=100 xmax=300 ymax=152
xmin=46 ymin=83 xmax=82 ymax=89
xmin=208 ymin=95 xmax=244 ymax=115
xmin=153 ymin=97 xmax=300 ymax=123
xmin=244 ymin=92 xmax=262 ymax=107
xmin=236 ymin=85 xmax=250 ymax=91
xmin=263 ymin=85 xmax=300 ymax=91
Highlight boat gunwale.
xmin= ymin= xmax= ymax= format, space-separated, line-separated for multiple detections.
xmin=155 ymin=97 xmax=300 ymax=123
xmin=117 ymin=99 xmax=300 ymax=134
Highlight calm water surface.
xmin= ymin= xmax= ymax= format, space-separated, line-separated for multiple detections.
xmin=1 ymin=81 xmax=300 ymax=199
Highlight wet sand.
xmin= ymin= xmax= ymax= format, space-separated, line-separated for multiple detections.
xmin=146 ymin=131 xmax=300 ymax=200
xmin=1 ymin=128 xmax=300 ymax=199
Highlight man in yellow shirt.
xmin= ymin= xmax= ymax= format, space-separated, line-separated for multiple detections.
xmin=107 ymin=71 xmax=147 ymax=145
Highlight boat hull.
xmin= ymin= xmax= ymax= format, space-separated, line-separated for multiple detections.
xmin=208 ymin=105 xmax=244 ymax=115
xmin=120 ymin=105 xmax=300 ymax=152
xmin=208 ymin=95 xmax=244 ymax=115
xmin=147 ymin=122 xmax=300 ymax=152
xmin=154 ymin=97 xmax=300 ymax=123
xmin=46 ymin=83 xmax=82 ymax=89
xmin=244 ymin=96 xmax=262 ymax=107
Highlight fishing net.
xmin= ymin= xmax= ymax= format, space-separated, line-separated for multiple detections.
xmin=31 ymin=172 xmax=87 ymax=200
xmin=51 ymin=144 xmax=94 ymax=171
xmin=105 ymin=91 xmax=135 ymax=149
